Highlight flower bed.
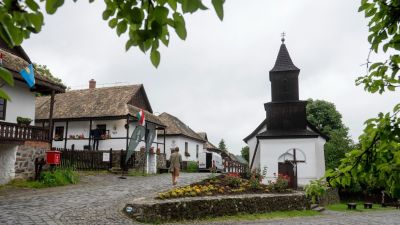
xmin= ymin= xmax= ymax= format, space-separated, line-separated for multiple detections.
xmin=157 ymin=172 xmax=292 ymax=200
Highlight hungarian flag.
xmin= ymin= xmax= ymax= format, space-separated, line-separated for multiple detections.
xmin=20 ymin=64 xmax=35 ymax=88
xmin=137 ymin=109 xmax=145 ymax=126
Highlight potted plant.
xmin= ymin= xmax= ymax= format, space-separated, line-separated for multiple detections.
xmin=16 ymin=117 xmax=32 ymax=126
xmin=156 ymin=148 xmax=161 ymax=155
xmin=149 ymin=147 xmax=155 ymax=154
xmin=69 ymin=134 xmax=75 ymax=139
xmin=140 ymin=146 xmax=146 ymax=153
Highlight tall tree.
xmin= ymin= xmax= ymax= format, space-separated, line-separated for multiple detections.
xmin=241 ymin=146 xmax=249 ymax=162
xmin=218 ymin=139 xmax=227 ymax=152
xmin=306 ymin=99 xmax=354 ymax=170
xmin=34 ymin=63 xmax=65 ymax=87
xmin=0 ymin=0 xmax=225 ymax=99
xmin=327 ymin=0 xmax=400 ymax=198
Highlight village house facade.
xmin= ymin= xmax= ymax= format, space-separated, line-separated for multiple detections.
xmin=157 ymin=113 xmax=205 ymax=162
xmin=35 ymin=81 xmax=166 ymax=153
xmin=244 ymin=40 xmax=328 ymax=187
xmin=0 ymin=40 xmax=65 ymax=184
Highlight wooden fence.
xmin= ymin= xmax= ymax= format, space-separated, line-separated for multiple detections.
xmin=0 ymin=121 xmax=49 ymax=142
xmin=223 ymin=159 xmax=248 ymax=173
xmin=55 ymin=148 xmax=113 ymax=170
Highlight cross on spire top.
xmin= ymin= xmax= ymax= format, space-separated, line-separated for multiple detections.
xmin=281 ymin=32 xmax=286 ymax=43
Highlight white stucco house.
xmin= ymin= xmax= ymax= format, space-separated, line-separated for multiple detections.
xmin=244 ymin=39 xmax=328 ymax=187
xmin=35 ymin=81 xmax=166 ymax=152
xmin=0 ymin=39 xmax=65 ymax=184
xmin=157 ymin=113 xmax=205 ymax=162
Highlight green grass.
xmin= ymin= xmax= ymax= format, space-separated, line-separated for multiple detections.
xmin=127 ymin=169 xmax=156 ymax=177
xmin=202 ymin=210 xmax=319 ymax=222
xmin=1 ymin=168 xmax=80 ymax=190
xmin=6 ymin=179 xmax=47 ymax=188
xmin=326 ymin=202 xmax=395 ymax=212
xmin=78 ymin=170 xmax=110 ymax=176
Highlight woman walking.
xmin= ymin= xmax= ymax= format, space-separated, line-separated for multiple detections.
xmin=170 ymin=147 xmax=182 ymax=186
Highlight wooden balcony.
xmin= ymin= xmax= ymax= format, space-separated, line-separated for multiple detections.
xmin=0 ymin=121 xmax=49 ymax=143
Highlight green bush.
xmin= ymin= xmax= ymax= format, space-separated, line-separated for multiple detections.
xmin=185 ymin=161 xmax=199 ymax=173
xmin=305 ymin=178 xmax=328 ymax=204
xmin=40 ymin=168 xmax=79 ymax=187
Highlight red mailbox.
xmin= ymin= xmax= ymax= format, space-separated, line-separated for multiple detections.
xmin=46 ymin=151 xmax=61 ymax=165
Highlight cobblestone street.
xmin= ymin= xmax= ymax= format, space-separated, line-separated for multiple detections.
xmin=178 ymin=210 xmax=400 ymax=225
xmin=1 ymin=173 xmax=399 ymax=225
xmin=0 ymin=173 xmax=210 ymax=225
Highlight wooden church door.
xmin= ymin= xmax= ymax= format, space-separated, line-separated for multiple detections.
xmin=278 ymin=162 xmax=296 ymax=188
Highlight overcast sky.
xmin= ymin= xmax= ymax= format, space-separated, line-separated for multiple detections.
xmin=24 ymin=0 xmax=398 ymax=155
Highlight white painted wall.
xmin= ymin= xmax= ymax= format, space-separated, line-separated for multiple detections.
xmin=159 ymin=136 xmax=204 ymax=162
xmin=51 ymin=120 xmax=159 ymax=151
xmin=247 ymin=125 xmax=266 ymax=170
xmin=1 ymin=82 xmax=35 ymax=123
xmin=258 ymin=137 xmax=325 ymax=186
xmin=0 ymin=144 xmax=17 ymax=184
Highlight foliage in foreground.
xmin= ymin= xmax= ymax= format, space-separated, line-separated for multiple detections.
xmin=327 ymin=0 xmax=400 ymax=198
xmin=7 ymin=168 xmax=79 ymax=188
xmin=0 ymin=0 xmax=225 ymax=99
xmin=304 ymin=178 xmax=328 ymax=204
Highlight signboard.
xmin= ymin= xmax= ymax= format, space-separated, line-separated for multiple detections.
xmin=102 ymin=152 xmax=110 ymax=162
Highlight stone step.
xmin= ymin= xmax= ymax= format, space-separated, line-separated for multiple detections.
xmin=312 ymin=206 xmax=325 ymax=212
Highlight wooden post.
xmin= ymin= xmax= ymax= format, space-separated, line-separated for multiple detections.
xmin=64 ymin=120 xmax=69 ymax=150
xmin=163 ymin=128 xmax=166 ymax=154
xmin=126 ymin=115 xmax=129 ymax=151
xmin=109 ymin=148 xmax=113 ymax=170
xmin=88 ymin=119 xmax=92 ymax=150
xmin=48 ymin=90 xmax=55 ymax=147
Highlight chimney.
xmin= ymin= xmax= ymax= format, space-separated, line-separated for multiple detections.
xmin=89 ymin=79 xmax=96 ymax=89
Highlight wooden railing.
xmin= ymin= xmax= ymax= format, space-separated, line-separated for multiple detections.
xmin=0 ymin=121 xmax=49 ymax=142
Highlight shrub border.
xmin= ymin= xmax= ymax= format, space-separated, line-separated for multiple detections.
xmin=124 ymin=191 xmax=310 ymax=223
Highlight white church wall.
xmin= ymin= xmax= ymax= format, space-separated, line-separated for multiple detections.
xmin=258 ymin=138 xmax=323 ymax=186
xmin=315 ymin=136 xmax=326 ymax=178
xmin=247 ymin=125 xmax=266 ymax=170
xmin=159 ymin=136 xmax=204 ymax=162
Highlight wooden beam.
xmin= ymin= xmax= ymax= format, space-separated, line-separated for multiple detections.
xmin=48 ymin=90 xmax=55 ymax=148
xmin=64 ymin=120 xmax=69 ymax=150
xmin=89 ymin=119 xmax=92 ymax=150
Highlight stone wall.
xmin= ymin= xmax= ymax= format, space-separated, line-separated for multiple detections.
xmin=319 ymin=188 xmax=340 ymax=206
xmin=0 ymin=144 xmax=18 ymax=184
xmin=157 ymin=153 xmax=166 ymax=169
xmin=14 ymin=141 xmax=50 ymax=180
xmin=124 ymin=192 xmax=309 ymax=223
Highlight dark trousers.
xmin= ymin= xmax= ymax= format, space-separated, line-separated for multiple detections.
xmin=93 ymin=139 xmax=99 ymax=150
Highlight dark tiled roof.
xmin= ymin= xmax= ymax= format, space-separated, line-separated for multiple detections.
xmin=244 ymin=119 xmax=328 ymax=141
xmin=35 ymin=85 xmax=164 ymax=126
xmin=270 ymin=44 xmax=299 ymax=72
xmin=158 ymin=113 xmax=205 ymax=142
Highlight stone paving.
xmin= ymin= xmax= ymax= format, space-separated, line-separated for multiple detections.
xmin=168 ymin=210 xmax=400 ymax=225
xmin=0 ymin=172 xmax=210 ymax=225
xmin=1 ymin=173 xmax=399 ymax=225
